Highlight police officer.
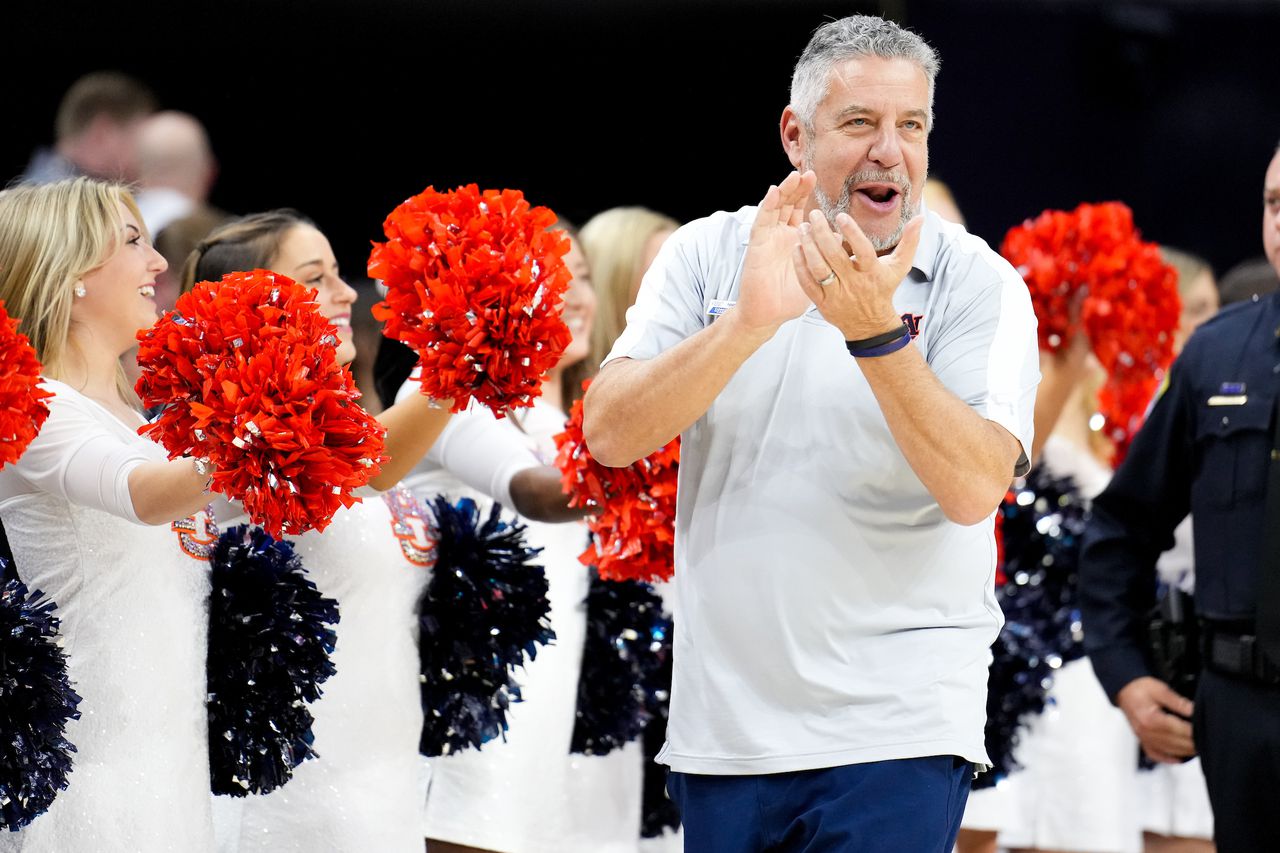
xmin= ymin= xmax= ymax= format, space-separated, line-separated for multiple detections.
xmin=1080 ymin=144 xmax=1280 ymax=852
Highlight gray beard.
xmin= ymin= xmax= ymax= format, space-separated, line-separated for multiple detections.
xmin=810 ymin=168 xmax=918 ymax=253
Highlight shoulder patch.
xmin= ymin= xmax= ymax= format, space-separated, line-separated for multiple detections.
xmin=173 ymin=505 xmax=219 ymax=562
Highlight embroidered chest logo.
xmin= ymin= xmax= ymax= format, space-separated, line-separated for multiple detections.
xmin=172 ymin=505 xmax=218 ymax=562
xmin=901 ymin=313 xmax=924 ymax=338
xmin=383 ymin=487 xmax=437 ymax=567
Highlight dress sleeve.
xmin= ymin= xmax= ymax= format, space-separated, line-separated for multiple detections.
xmin=396 ymin=380 xmax=540 ymax=510
xmin=13 ymin=385 xmax=155 ymax=524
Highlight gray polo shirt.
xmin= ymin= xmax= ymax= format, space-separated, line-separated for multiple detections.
xmin=606 ymin=205 xmax=1040 ymax=775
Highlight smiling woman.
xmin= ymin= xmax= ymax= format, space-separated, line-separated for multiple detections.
xmin=271 ymin=224 xmax=358 ymax=364
xmin=387 ymin=226 xmax=652 ymax=853
xmin=0 ymin=178 xmax=229 ymax=853
xmin=76 ymin=219 xmax=163 ymax=355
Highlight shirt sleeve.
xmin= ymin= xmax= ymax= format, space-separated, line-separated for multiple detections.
xmin=12 ymin=385 xmax=154 ymax=524
xmin=1079 ymin=356 xmax=1195 ymax=700
xmin=396 ymin=379 xmax=540 ymax=510
xmin=604 ymin=226 xmax=710 ymax=365
xmin=925 ymin=268 xmax=1041 ymax=471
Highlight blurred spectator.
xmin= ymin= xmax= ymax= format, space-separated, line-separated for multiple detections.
xmin=134 ymin=111 xmax=231 ymax=311
xmin=1217 ymin=256 xmax=1280 ymax=306
xmin=134 ymin=111 xmax=221 ymax=234
xmin=579 ymin=205 xmax=679 ymax=374
xmin=1161 ymin=246 xmax=1220 ymax=352
xmin=20 ymin=71 xmax=156 ymax=184
xmin=923 ymin=177 xmax=966 ymax=226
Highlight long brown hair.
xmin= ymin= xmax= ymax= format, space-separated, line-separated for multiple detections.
xmin=180 ymin=209 xmax=314 ymax=291
xmin=551 ymin=219 xmax=596 ymax=409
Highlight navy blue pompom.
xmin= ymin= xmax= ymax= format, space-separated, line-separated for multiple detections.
xmin=975 ymin=465 xmax=1089 ymax=789
xmin=0 ymin=574 xmax=81 ymax=830
xmin=207 ymin=525 xmax=339 ymax=796
xmin=640 ymin=640 xmax=680 ymax=838
xmin=419 ymin=497 xmax=553 ymax=757
xmin=571 ymin=573 xmax=672 ymax=756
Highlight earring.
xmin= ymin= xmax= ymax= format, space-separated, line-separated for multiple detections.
xmin=74 ymin=282 xmax=86 ymax=298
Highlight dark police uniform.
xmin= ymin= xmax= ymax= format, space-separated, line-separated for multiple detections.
xmin=1080 ymin=292 xmax=1280 ymax=852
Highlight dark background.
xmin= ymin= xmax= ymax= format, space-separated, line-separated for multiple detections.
xmin=6 ymin=0 xmax=1279 ymax=280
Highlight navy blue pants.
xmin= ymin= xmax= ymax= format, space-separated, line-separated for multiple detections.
xmin=668 ymin=756 xmax=971 ymax=853
xmin=1193 ymin=669 xmax=1280 ymax=852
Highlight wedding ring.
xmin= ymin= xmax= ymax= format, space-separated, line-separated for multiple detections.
xmin=817 ymin=271 xmax=838 ymax=287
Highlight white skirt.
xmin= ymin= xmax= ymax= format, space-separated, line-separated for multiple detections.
xmin=638 ymin=828 xmax=684 ymax=852
xmin=422 ymin=518 xmax=643 ymax=853
xmin=998 ymin=657 xmax=1143 ymax=853
xmin=960 ymin=783 xmax=1010 ymax=832
xmin=1138 ymin=757 xmax=1214 ymax=839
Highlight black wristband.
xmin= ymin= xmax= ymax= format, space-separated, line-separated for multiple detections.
xmin=846 ymin=323 xmax=910 ymax=352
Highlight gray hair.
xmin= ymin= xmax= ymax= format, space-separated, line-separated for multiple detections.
xmin=790 ymin=15 xmax=940 ymax=133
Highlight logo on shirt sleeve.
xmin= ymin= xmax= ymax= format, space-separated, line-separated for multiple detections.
xmin=706 ymin=299 xmax=736 ymax=320
xmin=383 ymin=486 xmax=437 ymax=567
xmin=901 ymin=313 xmax=924 ymax=338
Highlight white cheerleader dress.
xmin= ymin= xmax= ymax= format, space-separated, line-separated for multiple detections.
xmin=997 ymin=435 xmax=1143 ymax=853
xmin=216 ymin=487 xmax=434 ymax=853
xmin=399 ymin=391 xmax=644 ymax=853
xmin=0 ymin=380 xmax=216 ymax=853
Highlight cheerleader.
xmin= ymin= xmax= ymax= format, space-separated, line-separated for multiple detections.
xmin=0 ymin=178 xmax=223 ymax=852
xmin=991 ymin=248 xmax=1219 ymax=853
xmin=998 ymin=350 xmax=1146 ymax=853
xmin=578 ymin=204 xmax=684 ymax=851
xmin=396 ymin=226 xmax=646 ymax=853
xmin=183 ymin=210 xmax=454 ymax=853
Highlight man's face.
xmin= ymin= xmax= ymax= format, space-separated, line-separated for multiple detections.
xmin=1263 ymin=150 xmax=1280 ymax=278
xmin=781 ymin=56 xmax=930 ymax=253
xmin=79 ymin=114 xmax=149 ymax=182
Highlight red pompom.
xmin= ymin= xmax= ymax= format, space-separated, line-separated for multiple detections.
xmin=552 ymin=383 xmax=679 ymax=583
xmin=993 ymin=489 xmax=1010 ymax=588
xmin=135 ymin=270 xmax=388 ymax=536
xmin=0 ymin=300 xmax=52 ymax=468
xmin=369 ymin=184 xmax=572 ymax=416
xmin=1000 ymin=202 xmax=1180 ymax=463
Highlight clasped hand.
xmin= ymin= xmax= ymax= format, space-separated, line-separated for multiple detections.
xmin=1117 ymin=676 xmax=1197 ymax=764
xmin=729 ymin=170 xmax=923 ymax=342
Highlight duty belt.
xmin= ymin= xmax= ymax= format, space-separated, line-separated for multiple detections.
xmin=1202 ymin=620 xmax=1280 ymax=685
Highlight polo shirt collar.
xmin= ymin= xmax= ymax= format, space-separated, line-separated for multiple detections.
xmin=737 ymin=198 xmax=943 ymax=281
xmin=909 ymin=199 xmax=941 ymax=282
